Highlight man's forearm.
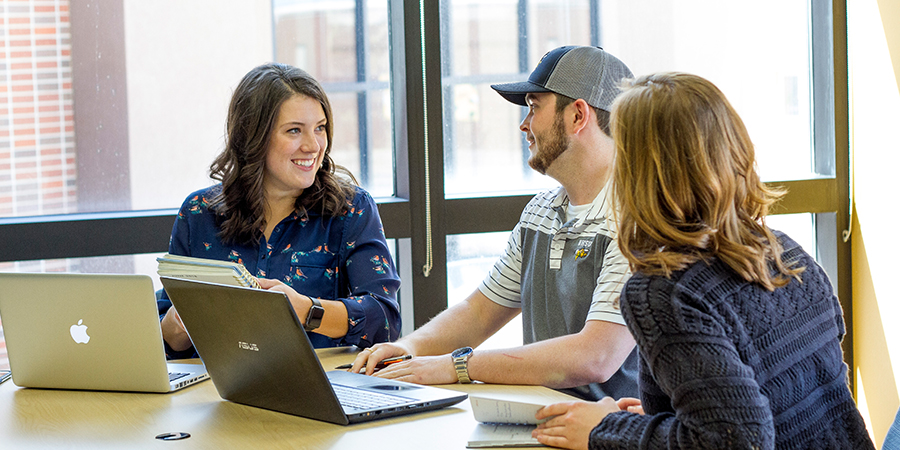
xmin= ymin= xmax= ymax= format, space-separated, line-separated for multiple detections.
xmin=398 ymin=289 xmax=519 ymax=357
xmin=466 ymin=320 xmax=635 ymax=389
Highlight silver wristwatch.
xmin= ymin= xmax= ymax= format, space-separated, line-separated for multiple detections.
xmin=451 ymin=346 xmax=474 ymax=384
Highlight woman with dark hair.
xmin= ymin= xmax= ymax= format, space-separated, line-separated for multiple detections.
xmin=158 ymin=63 xmax=401 ymax=357
xmin=531 ymin=72 xmax=873 ymax=449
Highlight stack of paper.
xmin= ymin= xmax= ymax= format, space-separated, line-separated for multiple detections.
xmin=157 ymin=254 xmax=260 ymax=289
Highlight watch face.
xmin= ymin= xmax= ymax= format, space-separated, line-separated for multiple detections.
xmin=452 ymin=347 xmax=473 ymax=358
xmin=305 ymin=303 xmax=325 ymax=331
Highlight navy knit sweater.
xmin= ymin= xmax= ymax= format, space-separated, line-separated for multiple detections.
xmin=590 ymin=231 xmax=874 ymax=449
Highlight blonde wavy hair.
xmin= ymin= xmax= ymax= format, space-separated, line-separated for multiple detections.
xmin=610 ymin=72 xmax=802 ymax=290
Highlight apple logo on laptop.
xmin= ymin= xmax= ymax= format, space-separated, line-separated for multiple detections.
xmin=70 ymin=319 xmax=90 ymax=344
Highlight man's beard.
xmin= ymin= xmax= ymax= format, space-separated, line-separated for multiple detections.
xmin=528 ymin=113 xmax=570 ymax=175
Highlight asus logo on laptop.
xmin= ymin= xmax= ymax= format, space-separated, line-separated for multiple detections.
xmin=238 ymin=341 xmax=259 ymax=351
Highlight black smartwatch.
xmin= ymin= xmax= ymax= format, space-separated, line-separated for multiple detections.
xmin=304 ymin=297 xmax=325 ymax=332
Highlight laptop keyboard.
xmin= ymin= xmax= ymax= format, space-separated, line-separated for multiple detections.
xmin=332 ymin=384 xmax=410 ymax=410
xmin=168 ymin=372 xmax=189 ymax=382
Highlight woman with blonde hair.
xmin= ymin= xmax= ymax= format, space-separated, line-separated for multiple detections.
xmin=532 ymin=72 xmax=873 ymax=449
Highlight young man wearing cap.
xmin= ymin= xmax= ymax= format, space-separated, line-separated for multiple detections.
xmin=350 ymin=46 xmax=637 ymax=401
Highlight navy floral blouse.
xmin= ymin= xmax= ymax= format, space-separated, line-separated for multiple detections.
xmin=158 ymin=184 xmax=401 ymax=359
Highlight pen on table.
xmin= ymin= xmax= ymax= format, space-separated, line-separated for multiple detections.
xmin=335 ymin=354 xmax=412 ymax=370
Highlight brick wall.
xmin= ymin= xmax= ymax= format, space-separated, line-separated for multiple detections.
xmin=1 ymin=0 xmax=75 ymax=218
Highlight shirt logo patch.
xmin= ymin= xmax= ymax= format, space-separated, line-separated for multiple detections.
xmin=575 ymin=239 xmax=593 ymax=260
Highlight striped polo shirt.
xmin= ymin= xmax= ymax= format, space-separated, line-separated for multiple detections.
xmin=478 ymin=182 xmax=638 ymax=400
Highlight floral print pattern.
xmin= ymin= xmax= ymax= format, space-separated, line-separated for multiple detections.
xmin=157 ymin=184 xmax=401 ymax=360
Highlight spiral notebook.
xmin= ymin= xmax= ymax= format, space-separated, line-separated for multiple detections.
xmin=156 ymin=254 xmax=260 ymax=289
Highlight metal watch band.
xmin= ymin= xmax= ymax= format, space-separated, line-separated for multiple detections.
xmin=452 ymin=347 xmax=473 ymax=384
xmin=304 ymin=297 xmax=324 ymax=332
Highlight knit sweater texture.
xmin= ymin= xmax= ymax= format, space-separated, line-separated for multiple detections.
xmin=590 ymin=231 xmax=874 ymax=449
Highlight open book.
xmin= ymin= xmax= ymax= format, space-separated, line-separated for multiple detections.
xmin=157 ymin=254 xmax=260 ymax=289
xmin=467 ymin=396 xmax=548 ymax=448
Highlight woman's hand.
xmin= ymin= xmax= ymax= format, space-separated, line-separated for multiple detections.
xmin=160 ymin=306 xmax=192 ymax=351
xmin=256 ymin=277 xmax=313 ymax=315
xmin=256 ymin=277 xmax=349 ymax=338
xmin=616 ymin=397 xmax=644 ymax=415
xmin=532 ymin=397 xmax=620 ymax=450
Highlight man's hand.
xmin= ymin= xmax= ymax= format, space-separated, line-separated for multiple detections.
xmin=349 ymin=343 xmax=413 ymax=375
xmin=532 ymin=397 xmax=620 ymax=450
xmin=370 ymin=354 xmax=459 ymax=385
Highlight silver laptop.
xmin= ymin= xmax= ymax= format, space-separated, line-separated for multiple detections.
xmin=160 ymin=276 xmax=467 ymax=425
xmin=0 ymin=273 xmax=208 ymax=393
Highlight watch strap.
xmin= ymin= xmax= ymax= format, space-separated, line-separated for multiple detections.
xmin=452 ymin=347 xmax=473 ymax=384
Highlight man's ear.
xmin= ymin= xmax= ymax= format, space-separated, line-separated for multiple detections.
xmin=571 ymin=98 xmax=591 ymax=135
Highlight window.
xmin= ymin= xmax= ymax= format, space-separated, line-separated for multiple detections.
xmin=440 ymin=0 xmax=818 ymax=196
xmin=273 ymin=0 xmax=395 ymax=196
xmin=446 ymin=232 xmax=522 ymax=349
xmin=441 ymin=1 xmax=595 ymax=196
xmin=0 ymin=0 xmax=850 ymax=372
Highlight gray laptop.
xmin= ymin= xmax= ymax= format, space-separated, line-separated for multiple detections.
xmin=0 ymin=273 xmax=208 ymax=393
xmin=160 ymin=276 xmax=467 ymax=425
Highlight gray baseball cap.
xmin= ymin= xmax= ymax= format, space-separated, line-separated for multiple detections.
xmin=491 ymin=46 xmax=633 ymax=111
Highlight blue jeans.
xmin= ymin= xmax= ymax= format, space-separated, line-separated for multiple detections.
xmin=884 ymin=408 xmax=900 ymax=450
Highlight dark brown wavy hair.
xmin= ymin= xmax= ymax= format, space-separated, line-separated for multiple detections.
xmin=611 ymin=72 xmax=802 ymax=290
xmin=209 ymin=63 xmax=357 ymax=245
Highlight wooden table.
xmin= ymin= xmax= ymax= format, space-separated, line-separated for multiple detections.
xmin=0 ymin=347 xmax=577 ymax=449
